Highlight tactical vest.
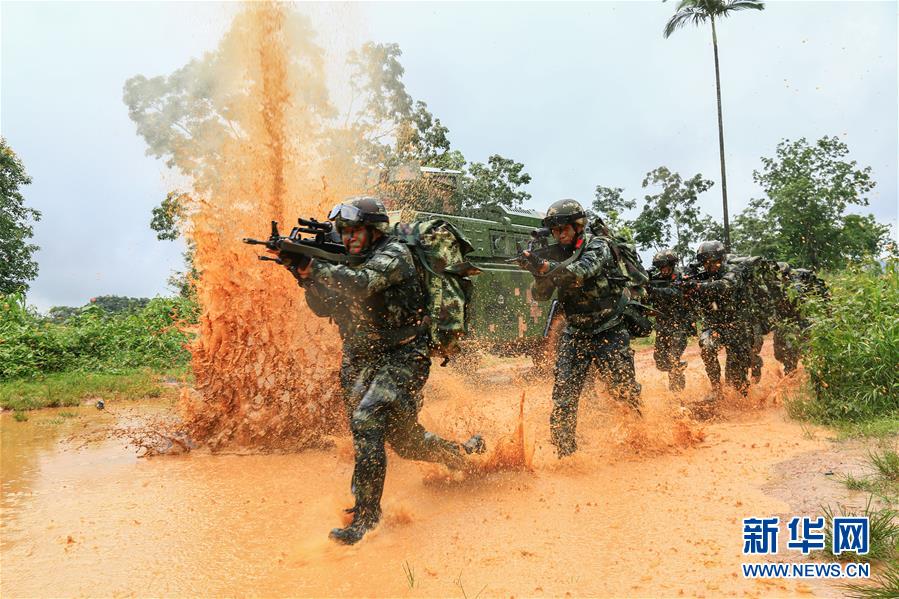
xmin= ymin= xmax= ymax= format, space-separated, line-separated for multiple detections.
xmin=544 ymin=233 xmax=629 ymax=333
xmin=342 ymin=237 xmax=429 ymax=352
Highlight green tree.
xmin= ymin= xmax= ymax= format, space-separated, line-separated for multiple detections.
xmin=742 ymin=136 xmax=884 ymax=269
xmin=0 ymin=138 xmax=41 ymax=294
xmin=663 ymin=0 xmax=765 ymax=250
xmin=592 ymin=185 xmax=637 ymax=237
xmin=631 ymin=166 xmax=717 ymax=259
xmin=89 ymin=296 xmax=151 ymax=314
xmin=461 ymin=155 xmax=532 ymax=211
xmin=149 ymin=191 xmax=197 ymax=298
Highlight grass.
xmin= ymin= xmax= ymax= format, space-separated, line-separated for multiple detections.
xmin=841 ymin=447 xmax=899 ymax=503
xmin=785 ymin=382 xmax=899 ymax=441
xmin=843 ymin=558 xmax=899 ymax=599
xmin=822 ymin=497 xmax=899 ymax=563
xmin=0 ymin=367 xmax=188 ymax=412
xmin=869 ymin=447 xmax=899 ymax=482
xmin=402 ymin=561 xmax=415 ymax=589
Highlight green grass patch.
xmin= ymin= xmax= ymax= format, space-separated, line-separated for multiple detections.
xmin=803 ymin=261 xmax=899 ymax=422
xmin=844 ymin=558 xmax=899 ymax=599
xmin=823 ymin=497 xmax=899 ymax=563
xmin=0 ymin=368 xmax=187 ymax=412
xmin=12 ymin=410 xmax=27 ymax=422
xmin=870 ymin=447 xmax=899 ymax=482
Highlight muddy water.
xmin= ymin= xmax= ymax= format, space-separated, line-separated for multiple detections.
xmin=2 ymin=343 xmax=850 ymax=597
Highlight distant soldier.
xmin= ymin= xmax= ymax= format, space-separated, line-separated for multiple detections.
xmin=521 ymin=199 xmax=641 ymax=458
xmin=647 ymin=249 xmax=697 ymax=392
xmin=772 ymin=261 xmax=802 ymax=374
xmin=289 ymin=196 xmax=485 ymax=545
xmin=772 ymin=264 xmax=829 ymax=374
xmin=691 ymin=240 xmax=755 ymax=401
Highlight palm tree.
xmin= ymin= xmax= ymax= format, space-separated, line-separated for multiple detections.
xmin=663 ymin=0 xmax=764 ymax=251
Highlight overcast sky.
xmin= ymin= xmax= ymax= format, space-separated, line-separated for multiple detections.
xmin=2 ymin=1 xmax=896 ymax=311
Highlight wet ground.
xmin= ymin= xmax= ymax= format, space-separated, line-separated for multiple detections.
xmin=0 ymin=341 xmax=885 ymax=597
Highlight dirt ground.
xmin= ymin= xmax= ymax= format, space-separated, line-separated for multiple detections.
xmin=0 ymin=340 xmax=888 ymax=597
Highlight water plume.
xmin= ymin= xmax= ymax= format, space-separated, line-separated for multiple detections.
xmin=125 ymin=3 xmax=367 ymax=450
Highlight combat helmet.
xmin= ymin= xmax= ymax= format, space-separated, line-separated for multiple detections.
xmin=328 ymin=196 xmax=390 ymax=233
xmin=652 ymin=249 xmax=679 ymax=269
xmin=776 ymin=261 xmax=792 ymax=277
xmin=695 ymin=240 xmax=727 ymax=265
xmin=542 ymin=199 xmax=587 ymax=229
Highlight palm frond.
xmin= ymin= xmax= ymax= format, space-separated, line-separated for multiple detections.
xmin=723 ymin=0 xmax=765 ymax=12
xmin=663 ymin=6 xmax=710 ymax=38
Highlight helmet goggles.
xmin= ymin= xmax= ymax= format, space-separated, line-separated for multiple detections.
xmin=542 ymin=211 xmax=586 ymax=229
xmin=328 ymin=204 xmax=389 ymax=226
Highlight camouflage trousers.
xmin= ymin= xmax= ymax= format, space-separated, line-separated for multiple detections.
xmin=653 ymin=329 xmax=689 ymax=392
xmin=773 ymin=320 xmax=803 ymax=374
xmin=750 ymin=322 xmax=765 ymax=382
xmin=340 ymin=340 xmax=465 ymax=517
xmin=551 ymin=325 xmax=641 ymax=457
xmin=699 ymin=324 xmax=752 ymax=395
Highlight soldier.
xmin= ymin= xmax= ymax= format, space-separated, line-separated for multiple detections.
xmin=772 ymin=264 xmax=829 ymax=374
xmin=772 ymin=261 xmax=802 ymax=374
xmin=289 ymin=196 xmax=485 ymax=545
xmin=692 ymin=240 xmax=754 ymax=401
xmin=521 ymin=199 xmax=641 ymax=458
xmin=647 ymin=249 xmax=696 ymax=392
xmin=728 ymin=255 xmax=777 ymax=384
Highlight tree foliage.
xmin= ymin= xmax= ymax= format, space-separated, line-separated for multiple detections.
xmin=148 ymin=191 xmax=197 ymax=298
xmin=592 ymin=186 xmax=637 ymax=238
xmin=1 ymin=292 xmax=194 ymax=380
xmin=461 ymin=155 xmax=532 ymax=211
xmin=630 ymin=167 xmax=718 ymax=258
xmin=663 ymin=0 xmax=765 ymax=39
xmin=732 ymin=136 xmax=887 ymax=269
xmin=0 ymin=138 xmax=41 ymax=294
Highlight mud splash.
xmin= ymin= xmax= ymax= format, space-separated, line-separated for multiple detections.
xmin=162 ymin=3 xmax=361 ymax=451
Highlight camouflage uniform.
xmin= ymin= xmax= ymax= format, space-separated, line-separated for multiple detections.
xmin=771 ymin=267 xmax=827 ymax=374
xmin=647 ymin=261 xmax=696 ymax=392
xmin=300 ymin=234 xmax=468 ymax=532
xmin=692 ymin=250 xmax=755 ymax=396
xmin=532 ymin=232 xmax=641 ymax=457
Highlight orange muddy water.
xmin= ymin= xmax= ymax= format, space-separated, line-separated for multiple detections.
xmin=1 ymin=342 xmax=851 ymax=597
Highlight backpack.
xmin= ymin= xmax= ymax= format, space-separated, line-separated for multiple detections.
xmin=589 ymin=221 xmax=653 ymax=337
xmin=393 ymin=219 xmax=481 ymax=362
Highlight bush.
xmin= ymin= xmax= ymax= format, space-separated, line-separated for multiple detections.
xmin=802 ymin=260 xmax=899 ymax=421
xmin=0 ymin=292 xmax=195 ymax=380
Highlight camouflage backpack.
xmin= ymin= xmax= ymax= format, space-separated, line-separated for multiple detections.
xmin=588 ymin=218 xmax=653 ymax=337
xmin=393 ymin=219 xmax=481 ymax=363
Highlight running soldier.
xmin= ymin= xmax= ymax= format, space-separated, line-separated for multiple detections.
xmin=288 ymin=196 xmax=485 ymax=545
xmin=647 ymin=249 xmax=697 ymax=392
xmin=521 ymin=199 xmax=641 ymax=458
xmin=691 ymin=240 xmax=755 ymax=402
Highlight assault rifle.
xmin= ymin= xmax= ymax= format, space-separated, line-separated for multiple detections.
xmin=507 ymin=227 xmax=552 ymax=272
xmin=243 ymin=218 xmax=365 ymax=268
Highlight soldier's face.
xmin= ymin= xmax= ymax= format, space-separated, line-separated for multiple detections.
xmin=661 ymin=265 xmax=674 ymax=277
xmin=341 ymin=225 xmax=370 ymax=254
xmin=705 ymin=258 xmax=722 ymax=273
xmin=551 ymin=224 xmax=578 ymax=246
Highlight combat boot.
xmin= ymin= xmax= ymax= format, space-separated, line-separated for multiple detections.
xmin=462 ymin=434 xmax=487 ymax=455
xmin=329 ymin=505 xmax=381 ymax=545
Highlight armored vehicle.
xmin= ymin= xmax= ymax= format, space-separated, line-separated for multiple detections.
xmin=388 ymin=204 xmax=560 ymax=361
